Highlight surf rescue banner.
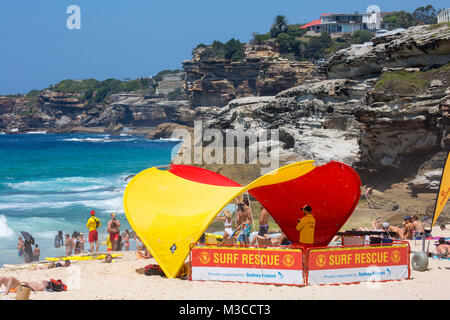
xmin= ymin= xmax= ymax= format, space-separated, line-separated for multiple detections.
xmin=307 ymin=243 xmax=410 ymax=285
xmin=190 ymin=246 xmax=304 ymax=286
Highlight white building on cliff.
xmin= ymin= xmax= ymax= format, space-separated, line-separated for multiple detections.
xmin=438 ymin=8 xmax=450 ymax=23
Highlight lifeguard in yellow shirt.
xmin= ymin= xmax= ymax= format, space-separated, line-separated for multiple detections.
xmin=296 ymin=205 xmax=315 ymax=247
xmin=86 ymin=210 xmax=101 ymax=253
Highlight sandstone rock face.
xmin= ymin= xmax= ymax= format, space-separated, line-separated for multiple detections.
xmin=183 ymin=45 xmax=314 ymax=108
xmin=203 ymin=79 xmax=371 ymax=166
xmin=323 ymin=24 xmax=450 ymax=79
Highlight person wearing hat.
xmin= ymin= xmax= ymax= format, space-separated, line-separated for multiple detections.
xmin=86 ymin=210 xmax=101 ymax=253
xmin=296 ymin=205 xmax=316 ymax=247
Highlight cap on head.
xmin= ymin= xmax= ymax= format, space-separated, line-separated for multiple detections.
xmin=90 ymin=210 xmax=96 ymax=216
xmin=404 ymin=215 xmax=412 ymax=221
xmin=302 ymin=205 xmax=312 ymax=213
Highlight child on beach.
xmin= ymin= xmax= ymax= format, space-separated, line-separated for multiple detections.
xmin=17 ymin=237 xmax=24 ymax=257
xmin=79 ymin=233 xmax=86 ymax=253
xmin=65 ymin=234 xmax=74 ymax=256
xmin=106 ymin=235 xmax=112 ymax=252
xmin=136 ymin=237 xmax=144 ymax=251
xmin=33 ymin=244 xmax=40 ymax=261
xmin=124 ymin=230 xmax=130 ymax=251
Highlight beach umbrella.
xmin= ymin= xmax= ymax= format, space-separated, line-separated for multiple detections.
xmin=20 ymin=231 xmax=35 ymax=243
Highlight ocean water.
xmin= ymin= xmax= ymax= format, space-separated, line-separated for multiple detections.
xmin=0 ymin=132 xmax=182 ymax=266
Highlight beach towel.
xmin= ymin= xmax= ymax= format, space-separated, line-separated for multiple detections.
xmin=430 ymin=256 xmax=450 ymax=260
xmin=46 ymin=279 xmax=67 ymax=292
xmin=144 ymin=264 xmax=164 ymax=276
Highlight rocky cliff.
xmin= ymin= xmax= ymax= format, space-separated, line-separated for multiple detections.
xmin=173 ymin=23 xmax=450 ymax=225
xmin=183 ymin=44 xmax=315 ymax=108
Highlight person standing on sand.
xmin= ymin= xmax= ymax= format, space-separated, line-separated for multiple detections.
xmin=216 ymin=210 xmax=234 ymax=239
xmin=123 ymin=230 xmax=130 ymax=251
xmin=33 ymin=244 xmax=40 ymax=261
xmin=296 ymin=205 xmax=316 ymax=248
xmin=79 ymin=233 xmax=86 ymax=253
xmin=86 ymin=210 xmax=101 ymax=253
xmin=258 ymin=206 xmax=270 ymax=236
xmin=65 ymin=234 xmax=74 ymax=256
xmin=237 ymin=200 xmax=252 ymax=245
xmin=17 ymin=237 xmax=24 ymax=257
xmin=107 ymin=213 xmax=120 ymax=251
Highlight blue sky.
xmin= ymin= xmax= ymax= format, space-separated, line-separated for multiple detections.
xmin=0 ymin=0 xmax=447 ymax=94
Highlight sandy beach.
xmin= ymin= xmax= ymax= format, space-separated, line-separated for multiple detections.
xmin=1 ymin=226 xmax=449 ymax=300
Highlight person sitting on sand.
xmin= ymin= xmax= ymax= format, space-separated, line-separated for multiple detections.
xmin=382 ymin=222 xmax=406 ymax=240
xmin=412 ymin=215 xmax=425 ymax=238
xmin=402 ymin=216 xmax=415 ymax=240
xmin=65 ymin=234 xmax=74 ymax=256
xmin=136 ymin=247 xmax=152 ymax=259
xmin=251 ymin=232 xmax=290 ymax=246
xmin=216 ymin=210 xmax=234 ymax=239
xmin=17 ymin=237 xmax=24 ymax=257
xmin=136 ymin=237 xmax=144 ymax=251
xmin=33 ymin=244 xmax=40 ymax=262
xmin=436 ymin=238 xmax=450 ymax=258
xmin=371 ymin=217 xmax=384 ymax=231
xmin=440 ymin=224 xmax=448 ymax=231
xmin=0 ymin=276 xmax=48 ymax=295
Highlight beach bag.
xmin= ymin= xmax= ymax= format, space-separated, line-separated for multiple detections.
xmin=16 ymin=283 xmax=35 ymax=300
xmin=144 ymin=264 xmax=164 ymax=276
xmin=46 ymin=279 xmax=67 ymax=292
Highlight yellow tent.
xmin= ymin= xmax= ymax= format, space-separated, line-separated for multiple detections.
xmin=123 ymin=161 xmax=361 ymax=278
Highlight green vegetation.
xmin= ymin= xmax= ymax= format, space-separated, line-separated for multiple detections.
xmin=382 ymin=4 xmax=438 ymax=29
xmin=196 ymin=38 xmax=246 ymax=62
xmin=48 ymin=78 xmax=152 ymax=105
xmin=374 ymin=62 xmax=450 ymax=95
xmin=167 ymin=87 xmax=186 ymax=101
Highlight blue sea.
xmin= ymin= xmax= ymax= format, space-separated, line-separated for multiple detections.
xmin=0 ymin=132 xmax=182 ymax=267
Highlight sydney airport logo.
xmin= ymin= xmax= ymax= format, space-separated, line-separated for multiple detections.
xmin=170 ymin=121 xmax=280 ymax=175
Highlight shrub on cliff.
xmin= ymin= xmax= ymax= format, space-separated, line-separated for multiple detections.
xmin=223 ymin=39 xmax=245 ymax=62
xmin=351 ymin=30 xmax=375 ymax=44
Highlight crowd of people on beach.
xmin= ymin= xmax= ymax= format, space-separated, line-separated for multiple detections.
xmin=16 ymin=210 xmax=147 ymax=262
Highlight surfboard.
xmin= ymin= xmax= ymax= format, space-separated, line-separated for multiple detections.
xmin=45 ymin=253 xmax=122 ymax=262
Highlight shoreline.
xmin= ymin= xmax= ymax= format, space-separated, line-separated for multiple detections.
xmin=1 ymin=227 xmax=448 ymax=300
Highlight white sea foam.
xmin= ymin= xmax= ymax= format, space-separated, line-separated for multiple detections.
xmin=26 ymin=131 xmax=47 ymax=134
xmin=62 ymin=137 xmax=112 ymax=143
xmin=151 ymin=137 xmax=184 ymax=142
xmin=0 ymin=215 xmax=14 ymax=238
xmin=5 ymin=175 xmax=127 ymax=193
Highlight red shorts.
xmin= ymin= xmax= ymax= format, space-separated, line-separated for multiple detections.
xmin=89 ymin=230 xmax=98 ymax=242
xmin=109 ymin=233 xmax=119 ymax=242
